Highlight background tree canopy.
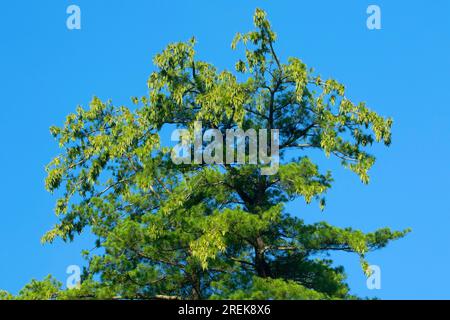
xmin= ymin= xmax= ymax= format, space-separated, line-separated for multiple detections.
xmin=1 ymin=9 xmax=409 ymax=300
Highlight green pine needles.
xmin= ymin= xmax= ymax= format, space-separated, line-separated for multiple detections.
xmin=2 ymin=9 xmax=409 ymax=300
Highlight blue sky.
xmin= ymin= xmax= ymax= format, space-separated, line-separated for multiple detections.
xmin=0 ymin=0 xmax=449 ymax=299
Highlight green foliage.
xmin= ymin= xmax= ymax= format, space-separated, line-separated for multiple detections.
xmin=0 ymin=276 xmax=61 ymax=300
xmin=212 ymin=276 xmax=328 ymax=300
xmin=2 ymin=9 xmax=409 ymax=300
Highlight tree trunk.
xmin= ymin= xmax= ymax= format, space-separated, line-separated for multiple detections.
xmin=254 ymin=237 xmax=271 ymax=278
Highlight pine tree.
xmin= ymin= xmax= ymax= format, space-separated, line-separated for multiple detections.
xmin=3 ymin=9 xmax=408 ymax=300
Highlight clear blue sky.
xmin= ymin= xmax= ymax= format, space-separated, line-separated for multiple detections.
xmin=0 ymin=0 xmax=449 ymax=299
